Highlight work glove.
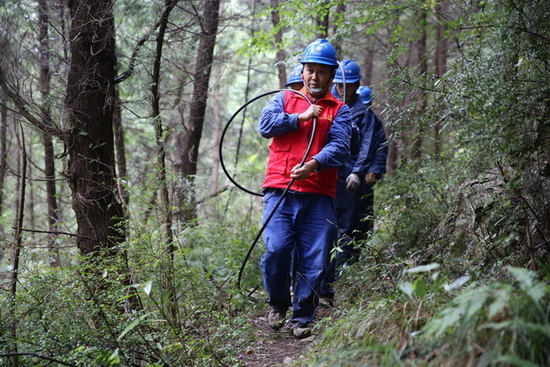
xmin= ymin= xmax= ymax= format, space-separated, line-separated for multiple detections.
xmin=346 ymin=173 xmax=361 ymax=192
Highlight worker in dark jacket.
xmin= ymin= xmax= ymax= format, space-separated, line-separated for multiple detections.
xmin=258 ymin=39 xmax=351 ymax=338
xmin=320 ymin=60 xmax=388 ymax=304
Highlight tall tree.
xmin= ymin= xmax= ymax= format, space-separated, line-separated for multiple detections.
xmin=10 ymin=123 xmax=27 ymax=362
xmin=433 ymin=0 xmax=448 ymax=156
xmin=176 ymin=0 xmax=220 ymax=222
xmin=151 ymin=0 xmax=179 ymax=323
xmin=39 ymin=0 xmax=61 ymax=266
xmin=270 ymin=0 xmax=287 ymax=87
xmin=410 ymin=6 xmax=428 ymax=161
xmin=65 ymin=0 xmax=124 ymax=256
xmin=0 ymin=97 xmax=7 ymax=233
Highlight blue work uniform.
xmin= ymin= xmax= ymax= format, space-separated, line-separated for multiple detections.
xmin=258 ymin=89 xmax=351 ymax=327
xmin=321 ymin=87 xmax=388 ymax=299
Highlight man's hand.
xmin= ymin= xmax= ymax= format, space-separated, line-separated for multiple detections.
xmin=291 ymin=159 xmax=319 ymax=180
xmin=298 ymin=105 xmax=322 ymax=122
xmin=346 ymin=173 xmax=361 ymax=192
xmin=365 ymin=172 xmax=378 ymax=187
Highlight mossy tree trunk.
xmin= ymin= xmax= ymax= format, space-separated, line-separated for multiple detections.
xmin=65 ymin=0 xmax=125 ymax=256
xmin=177 ymin=0 xmax=220 ymax=223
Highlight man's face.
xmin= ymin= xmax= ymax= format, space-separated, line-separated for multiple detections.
xmin=302 ymin=63 xmax=333 ymax=98
xmin=336 ymin=82 xmax=358 ymax=105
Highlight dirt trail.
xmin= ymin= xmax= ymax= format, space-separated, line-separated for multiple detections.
xmin=237 ymin=314 xmax=311 ymax=366
xmin=238 ymin=308 xmax=334 ymax=366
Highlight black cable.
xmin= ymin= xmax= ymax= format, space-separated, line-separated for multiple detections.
xmin=218 ymin=89 xmax=315 ymax=290
xmin=219 ymin=89 xmax=312 ymax=196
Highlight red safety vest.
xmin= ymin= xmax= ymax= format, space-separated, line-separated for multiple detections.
xmin=262 ymin=88 xmax=345 ymax=198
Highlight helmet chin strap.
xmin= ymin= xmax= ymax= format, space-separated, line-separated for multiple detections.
xmin=304 ymin=80 xmax=331 ymax=95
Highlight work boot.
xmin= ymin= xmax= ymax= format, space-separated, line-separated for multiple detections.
xmin=291 ymin=325 xmax=312 ymax=339
xmin=267 ymin=310 xmax=287 ymax=330
xmin=319 ymin=296 xmax=334 ymax=308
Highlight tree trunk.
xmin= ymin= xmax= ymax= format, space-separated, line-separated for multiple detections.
xmin=362 ymin=47 xmax=375 ymax=86
xmin=151 ymin=0 xmax=179 ymax=323
xmin=386 ymin=19 xmax=401 ymax=174
xmin=65 ymin=0 xmax=124 ymax=256
xmin=113 ymin=87 xmax=128 ymax=207
xmin=9 ymin=123 xmax=27 ymax=362
xmin=0 ymin=100 xmax=7 ymax=234
xmin=177 ymin=0 xmax=220 ymax=222
xmin=433 ymin=1 xmax=449 ymax=156
xmin=209 ymin=89 xmax=221 ymax=195
xmin=410 ymin=7 xmax=428 ymax=161
xmin=331 ymin=2 xmax=346 ymax=57
xmin=315 ymin=0 xmax=329 ymax=38
xmin=270 ymin=0 xmax=287 ymax=88
xmin=39 ymin=0 xmax=61 ymax=267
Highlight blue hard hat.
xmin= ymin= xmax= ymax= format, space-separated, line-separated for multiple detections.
xmin=357 ymin=86 xmax=374 ymax=105
xmin=300 ymin=39 xmax=339 ymax=68
xmin=284 ymin=64 xmax=303 ymax=86
xmin=333 ymin=59 xmax=362 ymax=84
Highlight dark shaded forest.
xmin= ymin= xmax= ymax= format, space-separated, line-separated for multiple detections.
xmin=0 ymin=0 xmax=549 ymax=366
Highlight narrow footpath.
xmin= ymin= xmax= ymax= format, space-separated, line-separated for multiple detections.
xmin=238 ymin=307 xmax=334 ymax=366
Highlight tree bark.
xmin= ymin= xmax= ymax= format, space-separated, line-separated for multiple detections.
xmin=177 ymin=0 xmax=220 ymax=222
xmin=0 ymin=100 xmax=7 ymax=234
xmin=386 ymin=20 xmax=400 ymax=174
xmin=39 ymin=0 xmax=61 ymax=267
xmin=315 ymin=0 xmax=330 ymax=38
xmin=433 ymin=1 xmax=449 ymax=156
xmin=65 ymin=0 xmax=124 ymax=256
xmin=410 ymin=7 xmax=428 ymax=162
xmin=113 ymin=87 xmax=128 ymax=207
xmin=332 ymin=2 xmax=346 ymax=56
xmin=10 ymin=123 xmax=27 ymax=362
xmin=151 ymin=0 xmax=179 ymax=323
xmin=362 ymin=47 xmax=375 ymax=86
xmin=270 ymin=0 xmax=287 ymax=88
xmin=209 ymin=89 xmax=221 ymax=195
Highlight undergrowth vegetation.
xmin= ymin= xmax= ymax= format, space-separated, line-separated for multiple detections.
xmin=291 ymin=1 xmax=550 ymax=364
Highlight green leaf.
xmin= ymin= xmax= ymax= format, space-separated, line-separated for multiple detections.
xmin=117 ymin=313 xmax=150 ymax=342
xmin=507 ymin=266 xmax=535 ymax=289
xmin=143 ymin=281 xmax=152 ymax=296
xmin=413 ymin=277 xmax=427 ymax=299
xmin=131 ymin=280 xmax=153 ymax=296
xmin=247 ymin=153 xmax=259 ymax=163
xmin=108 ymin=348 xmax=121 ymax=364
xmin=494 ymin=355 xmax=540 ymax=367
xmin=443 ymin=275 xmax=470 ymax=292
xmin=487 ymin=285 xmax=512 ymax=319
xmin=399 ymin=281 xmax=415 ymax=298
xmin=507 ymin=266 xmax=547 ymax=302
xmin=405 ymin=263 xmax=440 ymax=274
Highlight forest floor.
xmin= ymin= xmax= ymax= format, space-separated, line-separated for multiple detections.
xmin=237 ymin=307 xmax=335 ymax=366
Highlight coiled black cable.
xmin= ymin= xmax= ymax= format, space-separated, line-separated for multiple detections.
xmin=219 ymin=89 xmax=315 ymax=290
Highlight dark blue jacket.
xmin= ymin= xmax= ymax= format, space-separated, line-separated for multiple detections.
xmin=331 ymin=86 xmax=387 ymax=181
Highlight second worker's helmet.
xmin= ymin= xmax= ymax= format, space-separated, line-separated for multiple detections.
xmin=284 ymin=64 xmax=303 ymax=86
xmin=357 ymin=85 xmax=374 ymax=105
xmin=333 ymin=59 xmax=362 ymax=84
xmin=300 ymin=39 xmax=339 ymax=68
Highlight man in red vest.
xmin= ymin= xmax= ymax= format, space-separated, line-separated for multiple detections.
xmin=258 ymin=39 xmax=351 ymax=339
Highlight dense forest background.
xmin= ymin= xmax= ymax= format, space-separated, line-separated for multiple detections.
xmin=0 ymin=0 xmax=549 ymax=366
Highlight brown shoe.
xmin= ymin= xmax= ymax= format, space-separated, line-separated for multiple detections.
xmin=292 ymin=326 xmax=312 ymax=339
xmin=319 ymin=296 xmax=334 ymax=308
xmin=267 ymin=310 xmax=287 ymax=330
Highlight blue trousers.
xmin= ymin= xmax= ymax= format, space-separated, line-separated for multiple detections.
xmin=260 ymin=189 xmax=338 ymax=326
xmin=321 ymin=182 xmax=374 ymax=298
